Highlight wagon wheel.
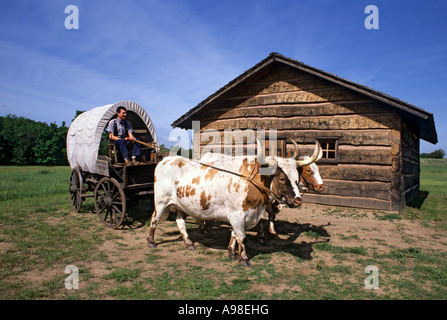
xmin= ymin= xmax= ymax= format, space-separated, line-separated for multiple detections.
xmin=69 ymin=168 xmax=83 ymax=212
xmin=94 ymin=177 xmax=126 ymax=229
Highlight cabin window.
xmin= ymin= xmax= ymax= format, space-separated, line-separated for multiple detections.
xmin=317 ymin=138 xmax=338 ymax=163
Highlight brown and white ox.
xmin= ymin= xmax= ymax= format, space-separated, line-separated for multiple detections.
xmin=146 ymin=141 xmax=320 ymax=266
xmin=263 ymin=141 xmax=324 ymax=239
xmin=297 ymin=149 xmax=325 ymax=193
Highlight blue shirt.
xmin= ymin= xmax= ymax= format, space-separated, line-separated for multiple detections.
xmin=107 ymin=119 xmax=134 ymax=138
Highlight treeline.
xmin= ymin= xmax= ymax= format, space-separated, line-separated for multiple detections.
xmin=0 ymin=114 xmax=69 ymax=165
xmin=420 ymin=149 xmax=445 ymax=159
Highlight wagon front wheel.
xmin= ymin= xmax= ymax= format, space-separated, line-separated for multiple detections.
xmin=94 ymin=177 xmax=126 ymax=229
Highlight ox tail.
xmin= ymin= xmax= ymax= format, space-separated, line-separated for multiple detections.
xmin=154 ymin=203 xmax=176 ymax=222
xmin=159 ymin=210 xmax=170 ymax=221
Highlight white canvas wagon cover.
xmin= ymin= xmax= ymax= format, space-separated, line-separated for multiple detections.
xmin=67 ymin=100 xmax=158 ymax=174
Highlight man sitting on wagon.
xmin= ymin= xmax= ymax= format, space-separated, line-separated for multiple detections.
xmin=107 ymin=106 xmax=141 ymax=165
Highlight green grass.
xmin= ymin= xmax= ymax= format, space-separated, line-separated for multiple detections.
xmin=0 ymin=166 xmax=69 ymax=202
xmin=105 ymin=268 xmax=141 ymax=282
xmin=314 ymin=243 xmax=368 ymax=256
xmin=402 ymin=158 xmax=447 ymax=229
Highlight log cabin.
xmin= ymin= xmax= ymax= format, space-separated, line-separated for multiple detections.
xmin=171 ymin=53 xmax=437 ymax=211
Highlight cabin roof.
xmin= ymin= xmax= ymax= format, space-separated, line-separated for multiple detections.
xmin=172 ymin=52 xmax=437 ymax=144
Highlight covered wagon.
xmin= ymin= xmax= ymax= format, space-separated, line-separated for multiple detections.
xmin=66 ymin=100 xmax=161 ymax=228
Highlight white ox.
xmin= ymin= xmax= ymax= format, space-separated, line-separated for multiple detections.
xmin=146 ymin=141 xmax=320 ymax=266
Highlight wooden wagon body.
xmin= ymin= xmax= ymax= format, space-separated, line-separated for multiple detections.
xmin=66 ymin=100 xmax=161 ymax=228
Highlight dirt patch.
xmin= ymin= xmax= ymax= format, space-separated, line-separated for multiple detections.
xmin=284 ymin=204 xmax=447 ymax=254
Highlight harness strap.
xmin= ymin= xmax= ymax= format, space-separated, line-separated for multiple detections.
xmin=298 ymin=167 xmax=310 ymax=188
xmin=113 ymin=119 xmax=129 ymax=138
xmin=188 ymin=159 xmax=283 ymax=204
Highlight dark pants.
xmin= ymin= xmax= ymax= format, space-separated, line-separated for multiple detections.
xmin=113 ymin=138 xmax=141 ymax=160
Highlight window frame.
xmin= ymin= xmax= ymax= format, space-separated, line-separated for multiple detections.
xmin=317 ymin=137 xmax=339 ymax=164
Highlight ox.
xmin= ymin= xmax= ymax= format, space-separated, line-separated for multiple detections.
xmin=146 ymin=141 xmax=320 ymax=266
xmin=298 ymin=154 xmax=325 ymax=193
xmin=292 ymin=148 xmax=326 ymax=243
xmin=263 ymin=141 xmax=324 ymax=239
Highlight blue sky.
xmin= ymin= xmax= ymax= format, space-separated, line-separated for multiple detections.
xmin=0 ymin=0 xmax=446 ymax=153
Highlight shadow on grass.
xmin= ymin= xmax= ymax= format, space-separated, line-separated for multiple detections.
xmin=407 ymin=190 xmax=429 ymax=209
xmin=178 ymin=219 xmax=332 ymax=261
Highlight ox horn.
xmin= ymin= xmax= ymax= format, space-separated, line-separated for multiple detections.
xmin=291 ymin=139 xmax=300 ymax=160
xmin=256 ymin=139 xmax=276 ymax=167
xmin=316 ymin=142 xmax=323 ymax=161
xmin=296 ymin=141 xmax=321 ymax=167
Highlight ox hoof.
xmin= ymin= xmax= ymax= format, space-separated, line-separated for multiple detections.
xmin=240 ymin=260 xmax=251 ymax=267
xmin=228 ymin=253 xmax=238 ymax=260
xmin=148 ymin=242 xmax=157 ymax=249
xmin=270 ymin=233 xmax=280 ymax=240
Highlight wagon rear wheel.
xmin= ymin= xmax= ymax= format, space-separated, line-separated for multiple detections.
xmin=94 ymin=177 xmax=126 ymax=229
xmin=69 ymin=168 xmax=83 ymax=212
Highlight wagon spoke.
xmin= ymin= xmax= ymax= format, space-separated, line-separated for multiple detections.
xmin=112 ymin=205 xmax=122 ymax=215
xmin=112 ymin=194 xmax=122 ymax=202
xmin=112 ymin=205 xmax=123 ymax=224
xmin=98 ymin=206 xmax=106 ymax=214
xmin=101 ymin=183 xmax=108 ymax=195
xmin=111 ymin=208 xmax=118 ymax=223
xmin=76 ymin=193 xmax=82 ymax=209
xmin=95 ymin=192 xmax=104 ymax=202
xmin=104 ymin=208 xmax=111 ymax=222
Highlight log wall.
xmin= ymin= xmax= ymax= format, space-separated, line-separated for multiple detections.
xmin=193 ymin=64 xmax=416 ymax=211
xmin=401 ymin=122 xmax=420 ymax=205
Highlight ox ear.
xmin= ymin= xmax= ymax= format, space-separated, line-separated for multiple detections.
xmin=296 ymin=141 xmax=321 ymax=167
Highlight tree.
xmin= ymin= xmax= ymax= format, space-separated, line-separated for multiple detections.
xmin=33 ymin=122 xmax=68 ymax=165
xmin=0 ymin=115 xmax=46 ymax=165
xmin=72 ymin=110 xmax=85 ymax=122
xmin=0 ymin=117 xmax=10 ymax=164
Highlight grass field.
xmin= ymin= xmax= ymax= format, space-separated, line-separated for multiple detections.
xmin=0 ymin=160 xmax=446 ymax=300
xmin=401 ymin=159 xmax=447 ymax=228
